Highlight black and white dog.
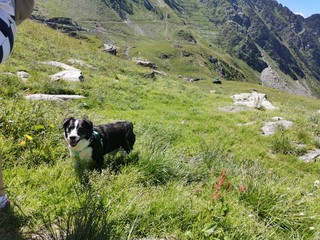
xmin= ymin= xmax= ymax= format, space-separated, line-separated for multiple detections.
xmin=62 ymin=117 xmax=135 ymax=170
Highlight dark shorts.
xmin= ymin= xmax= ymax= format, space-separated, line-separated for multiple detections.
xmin=0 ymin=9 xmax=16 ymax=63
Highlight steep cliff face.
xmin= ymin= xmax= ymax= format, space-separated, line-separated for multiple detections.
xmin=159 ymin=0 xmax=320 ymax=92
xmin=306 ymin=14 xmax=320 ymax=37
xmin=252 ymin=0 xmax=320 ymax=81
xmin=174 ymin=0 xmax=319 ymax=81
xmin=102 ymin=0 xmax=133 ymax=19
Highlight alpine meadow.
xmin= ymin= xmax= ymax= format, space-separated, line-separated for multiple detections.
xmin=0 ymin=1 xmax=320 ymax=240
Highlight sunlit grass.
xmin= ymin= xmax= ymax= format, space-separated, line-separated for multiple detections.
xmin=0 ymin=19 xmax=319 ymax=239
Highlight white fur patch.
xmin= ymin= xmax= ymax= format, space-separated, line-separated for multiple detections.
xmin=66 ymin=120 xmax=93 ymax=162
xmin=69 ymin=138 xmax=92 ymax=160
xmin=68 ymin=120 xmax=80 ymax=141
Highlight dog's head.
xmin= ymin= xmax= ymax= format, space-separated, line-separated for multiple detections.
xmin=61 ymin=117 xmax=93 ymax=148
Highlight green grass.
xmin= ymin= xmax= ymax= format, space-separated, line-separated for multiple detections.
xmin=0 ymin=20 xmax=320 ymax=239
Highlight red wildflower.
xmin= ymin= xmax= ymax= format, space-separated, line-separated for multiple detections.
xmin=214 ymin=169 xmax=227 ymax=190
xmin=239 ymin=186 xmax=248 ymax=193
xmin=212 ymin=192 xmax=221 ymax=200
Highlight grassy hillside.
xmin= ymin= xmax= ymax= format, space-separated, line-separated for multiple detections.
xmin=32 ymin=0 xmax=320 ymax=98
xmin=33 ymin=0 xmax=262 ymax=84
xmin=0 ymin=20 xmax=320 ymax=239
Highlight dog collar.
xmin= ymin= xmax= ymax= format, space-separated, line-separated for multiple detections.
xmin=71 ymin=148 xmax=81 ymax=159
xmin=70 ymin=138 xmax=91 ymax=160
xmin=71 ymin=146 xmax=90 ymax=160
xmin=71 ymin=130 xmax=103 ymax=160
xmin=92 ymin=130 xmax=104 ymax=147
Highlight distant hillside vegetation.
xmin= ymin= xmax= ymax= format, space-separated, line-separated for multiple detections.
xmin=34 ymin=0 xmax=320 ymax=97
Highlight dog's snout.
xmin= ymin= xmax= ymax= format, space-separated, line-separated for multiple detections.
xmin=69 ymin=136 xmax=77 ymax=141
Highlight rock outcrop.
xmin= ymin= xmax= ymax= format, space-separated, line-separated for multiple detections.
xmin=41 ymin=61 xmax=84 ymax=82
xmin=232 ymin=92 xmax=278 ymax=110
xmin=25 ymin=94 xmax=86 ymax=101
xmin=261 ymin=117 xmax=293 ymax=136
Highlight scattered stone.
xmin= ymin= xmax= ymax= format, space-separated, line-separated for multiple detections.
xmin=152 ymin=70 xmax=167 ymax=76
xmin=51 ymin=69 xmax=84 ymax=82
xmin=181 ymin=50 xmax=192 ymax=57
xmin=179 ymin=75 xmax=204 ymax=82
xmin=232 ymin=92 xmax=278 ymax=110
xmin=271 ymin=116 xmax=284 ymax=121
xmin=32 ymin=16 xmax=84 ymax=33
xmin=144 ymin=70 xmax=167 ymax=79
xmin=25 ymin=94 xmax=86 ymax=101
xmin=208 ymin=55 xmax=218 ymax=64
xmin=212 ymin=77 xmax=222 ymax=84
xmin=103 ymin=44 xmax=117 ymax=55
xmin=17 ymin=71 xmax=29 ymax=81
xmin=132 ymin=58 xmax=157 ymax=69
xmin=298 ymin=149 xmax=320 ymax=162
xmin=261 ymin=117 xmax=293 ymax=136
xmin=180 ymin=120 xmax=188 ymax=125
xmin=313 ymin=180 xmax=320 ymax=188
xmin=41 ymin=61 xmax=84 ymax=82
xmin=158 ymin=53 xmax=173 ymax=59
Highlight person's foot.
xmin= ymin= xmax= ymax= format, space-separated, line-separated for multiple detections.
xmin=0 ymin=194 xmax=10 ymax=212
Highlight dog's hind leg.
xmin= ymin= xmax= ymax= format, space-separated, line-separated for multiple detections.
xmin=124 ymin=133 xmax=135 ymax=153
xmin=122 ymin=143 xmax=132 ymax=154
xmin=122 ymin=136 xmax=135 ymax=153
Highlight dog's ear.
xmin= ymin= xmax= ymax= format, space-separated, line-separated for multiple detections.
xmin=83 ymin=119 xmax=93 ymax=132
xmin=61 ymin=117 xmax=74 ymax=129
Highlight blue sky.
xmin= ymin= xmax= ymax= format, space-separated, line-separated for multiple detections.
xmin=277 ymin=0 xmax=320 ymax=18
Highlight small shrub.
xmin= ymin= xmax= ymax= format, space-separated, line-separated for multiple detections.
xmin=239 ymin=178 xmax=315 ymax=238
xmin=0 ymin=74 xmax=24 ymax=98
xmin=270 ymin=128 xmax=299 ymax=155
xmin=270 ymin=134 xmax=295 ymax=155
xmin=194 ymin=169 xmax=251 ymax=239
xmin=296 ymin=130 xmax=311 ymax=144
xmin=30 ymin=186 xmax=118 ymax=240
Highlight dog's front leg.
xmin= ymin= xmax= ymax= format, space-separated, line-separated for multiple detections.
xmin=94 ymin=157 xmax=104 ymax=173
xmin=71 ymin=155 xmax=80 ymax=169
xmin=69 ymin=149 xmax=80 ymax=168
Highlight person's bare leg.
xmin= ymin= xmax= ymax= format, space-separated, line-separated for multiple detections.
xmin=0 ymin=151 xmax=9 ymax=211
xmin=0 ymin=152 xmax=5 ymax=197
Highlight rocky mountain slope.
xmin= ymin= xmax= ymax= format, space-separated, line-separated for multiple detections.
xmin=33 ymin=0 xmax=320 ymax=97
